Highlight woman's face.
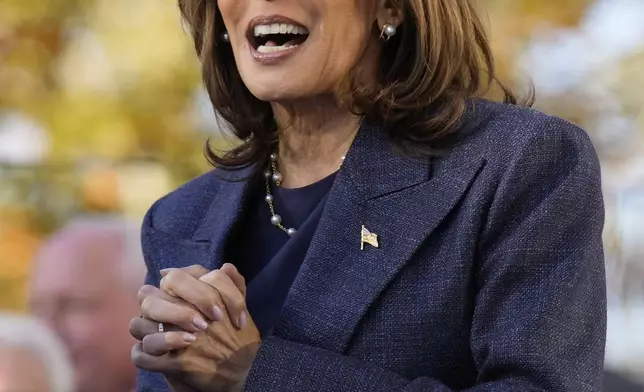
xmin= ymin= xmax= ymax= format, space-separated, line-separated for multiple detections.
xmin=217 ymin=0 xmax=393 ymax=102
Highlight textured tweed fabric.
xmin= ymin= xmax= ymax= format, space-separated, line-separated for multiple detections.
xmin=136 ymin=99 xmax=606 ymax=391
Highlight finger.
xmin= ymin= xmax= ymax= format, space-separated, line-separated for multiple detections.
xmin=129 ymin=317 xmax=182 ymax=341
xmin=160 ymin=264 xmax=210 ymax=278
xmin=142 ymin=332 xmax=196 ymax=356
xmin=200 ymin=269 xmax=247 ymax=329
xmin=137 ymin=284 xmax=189 ymax=307
xmin=129 ymin=317 xmax=159 ymax=341
xmin=160 ymin=269 xmax=226 ymax=323
xmin=140 ymin=295 xmax=209 ymax=333
xmin=221 ymin=263 xmax=247 ymax=298
xmin=131 ymin=343 xmax=180 ymax=374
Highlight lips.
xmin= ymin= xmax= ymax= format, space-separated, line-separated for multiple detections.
xmin=246 ymin=16 xmax=310 ymax=59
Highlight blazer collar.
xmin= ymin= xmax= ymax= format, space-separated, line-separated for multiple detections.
xmin=344 ymin=121 xmax=431 ymax=201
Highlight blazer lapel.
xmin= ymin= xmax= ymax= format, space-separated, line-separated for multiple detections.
xmin=274 ymin=123 xmax=485 ymax=352
xmin=144 ymin=165 xmax=257 ymax=274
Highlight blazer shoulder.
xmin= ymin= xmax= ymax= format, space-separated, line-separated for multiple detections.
xmin=456 ymin=99 xmax=599 ymax=171
xmin=143 ymin=169 xmax=222 ymax=238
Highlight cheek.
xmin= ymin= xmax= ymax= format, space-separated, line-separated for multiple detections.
xmin=314 ymin=26 xmax=376 ymax=83
xmin=217 ymin=0 xmax=244 ymax=37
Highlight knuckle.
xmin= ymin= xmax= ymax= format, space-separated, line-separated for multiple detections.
xmin=192 ymin=264 xmax=209 ymax=276
xmin=200 ymin=270 xmax=220 ymax=285
xmin=211 ymin=269 xmax=226 ymax=280
xmin=161 ymin=270 xmax=189 ymax=294
xmin=137 ymin=285 xmax=153 ymax=301
xmin=162 ymin=271 xmax=177 ymax=286
xmin=210 ymin=290 xmax=224 ymax=307
xmin=140 ymin=297 xmax=154 ymax=317
xmin=233 ymin=298 xmax=246 ymax=311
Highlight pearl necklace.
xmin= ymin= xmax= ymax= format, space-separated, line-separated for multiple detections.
xmin=264 ymin=152 xmax=345 ymax=237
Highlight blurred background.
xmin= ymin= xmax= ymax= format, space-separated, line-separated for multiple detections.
xmin=0 ymin=0 xmax=642 ymax=389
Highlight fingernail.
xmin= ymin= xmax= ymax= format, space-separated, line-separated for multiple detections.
xmin=238 ymin=311 xmax=247 ymax=329
xmin=192 ymin=316 xmax=208 ymax=331
xmin=182 ymin=333 xmax=196 ymax=343
xmin=212 ymin=306 xmax=224 ymax=321
xmin=160 ymin=268 xmax=173 ymax=276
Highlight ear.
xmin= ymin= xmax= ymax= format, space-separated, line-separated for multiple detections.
xmin=375 ymin=0 xmax=403 ymax=30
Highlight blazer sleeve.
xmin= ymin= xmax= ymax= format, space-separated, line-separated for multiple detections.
xmin=242 ymin=117 xmax=606 ymax=392
xmin=136 ymin=199 xmax=176 ymax=392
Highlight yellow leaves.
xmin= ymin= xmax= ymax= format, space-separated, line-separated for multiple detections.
xmin=0 ymin=224 xmax=40 ymax=281
xmin=486 ymin=0 xmax=594 ymax=86
xmin=87 ymin=0 xmax=199 ymax=89
xmin=80 ymin=166 xmax=119 ymax=212
xmin=116 ymin=162 xmax=174 ymax=218
xmin=0 ymin=222 xmax=42 ymax=311
xmin=516 ymin=0 xmax=594 ymax=27
xmin=43 ymin=93 xmax=138 ymax=160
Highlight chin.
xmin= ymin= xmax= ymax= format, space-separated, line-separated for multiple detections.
xmin=245 ymin=81 xmax=311 ymax=103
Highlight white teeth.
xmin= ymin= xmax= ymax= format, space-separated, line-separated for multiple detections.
xmin=257 ymin=44 xmax=299 ymax=53
xmin=253 ymin=23 xmax=309 ymax=37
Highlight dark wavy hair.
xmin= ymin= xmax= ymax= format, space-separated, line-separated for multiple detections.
xmin=178 ymin=0 xmax=531 ymax=169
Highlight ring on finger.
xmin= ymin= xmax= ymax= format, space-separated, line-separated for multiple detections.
xmin=158 ymin=322 xmax=165 ymax=333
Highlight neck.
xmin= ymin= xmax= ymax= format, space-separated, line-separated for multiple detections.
xmin=271 ymin=96 xmax=360 ymax=188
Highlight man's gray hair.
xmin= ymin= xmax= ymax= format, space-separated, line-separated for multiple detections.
xmin=0 ymin=313 xmax=74 ymax=392
xmin=61 ymin=214 xmax=148 ymax=290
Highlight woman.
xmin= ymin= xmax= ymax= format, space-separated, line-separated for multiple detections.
xmin=130 ymin=0 xmax=606 ymax=391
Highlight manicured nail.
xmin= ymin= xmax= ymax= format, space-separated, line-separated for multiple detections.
xmin=192 ymin=316 xmax=208 ymax=331
xmin=212 ymin=306 xmax=224 ymax=322
xmin=182 ymin=333 xmax=197 ymax=343
xmin=238 ymin=311 xmax=247 ymax=329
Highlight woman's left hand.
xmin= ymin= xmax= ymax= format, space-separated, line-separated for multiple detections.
xmin=131 ymin=264 xmax=261 ymax=392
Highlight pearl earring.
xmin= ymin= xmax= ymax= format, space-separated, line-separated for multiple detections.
xmin=380 ymin=23 xmax=396 ymax=41
xmin=221 ymin=31 xmax=230 ymax=43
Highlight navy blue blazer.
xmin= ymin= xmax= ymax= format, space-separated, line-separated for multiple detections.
xmin=137 ymin=100 xmax=606 ymax=391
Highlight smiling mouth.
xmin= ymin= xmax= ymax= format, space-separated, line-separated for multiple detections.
xmin=250 ymin=23 xmax=310 ymax=53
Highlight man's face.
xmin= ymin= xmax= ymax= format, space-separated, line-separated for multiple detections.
xmin=0 ymin=348 xmax=51 ymax=392
xmin=30 ymin=229 xmax=139 ymax=392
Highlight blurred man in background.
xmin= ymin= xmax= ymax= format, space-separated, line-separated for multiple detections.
xmin=0 ymin=313 xmax=74 ymax=392
xmin=30 ymin=216 xmax=146 ymax=392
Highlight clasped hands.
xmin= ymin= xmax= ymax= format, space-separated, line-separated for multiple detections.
xmin=130 ymin=264 xmax=261 ymax=392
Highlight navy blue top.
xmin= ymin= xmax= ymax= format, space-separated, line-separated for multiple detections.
xmin=232 ymin=173 xmax=336 ymax=336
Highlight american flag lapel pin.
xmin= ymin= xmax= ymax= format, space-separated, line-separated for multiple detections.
xmin=360 ymin=225 xmax=379 ymax=250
